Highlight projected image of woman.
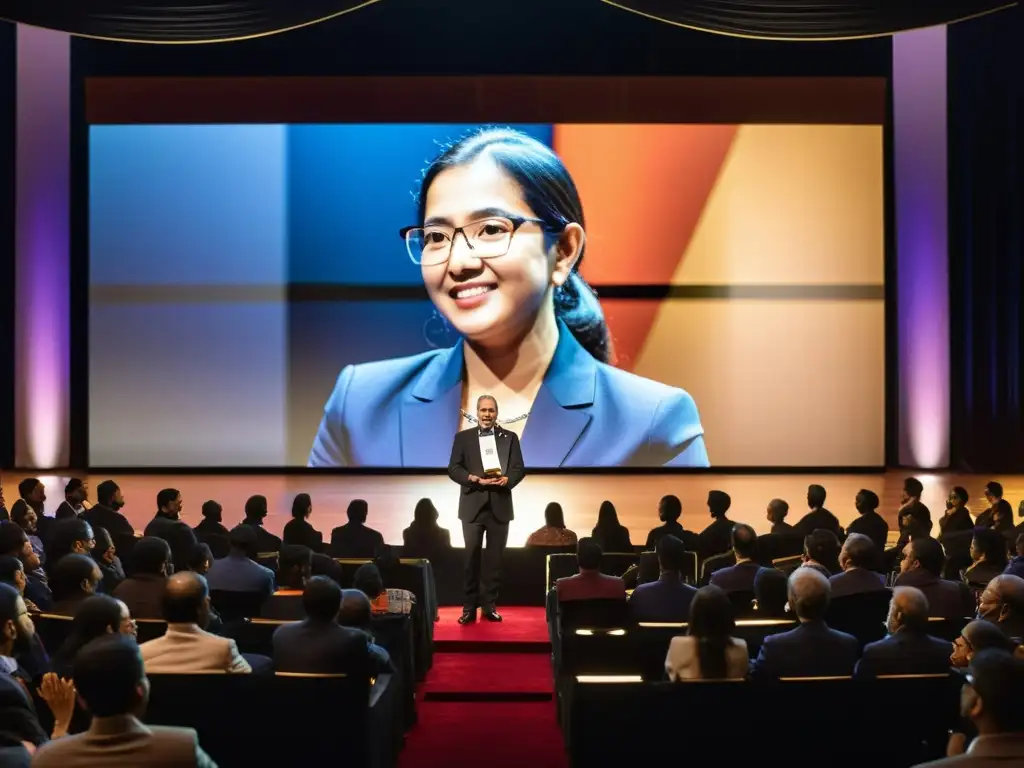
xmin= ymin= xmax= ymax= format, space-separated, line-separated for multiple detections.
xmin=309 ymin=128 xmax=708 ymax=468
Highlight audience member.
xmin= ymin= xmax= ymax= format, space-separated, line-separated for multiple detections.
xmin=186 ymin=543 xmax=213 ymax=576
xmin=765 ymin=498 xmax=793 ymax=534
xmin=644 ymin=495 xmax=698 ymax=551
xmin=330 ymin=500 xmax=385 ymax=559
xmin=0 ymin=522 xmax=51 ymax=610
xmin=696 ymin=490 xmax=733 ymax=561
xmin=353 ymin=562 xmax=415 ymax=615
xmin=590 ymin=501 xmax=632 ymax=553
xmin=338 ymin=589 xmax=395 ymax=675
xmin=750 ymin=568 xmax=859 ymax=680
xmin=894 ymin=537 xmax=976 ymax=618
xmin=114 ymin=537 xmax=172 ymax=620
xmin=402 ymin=498 xmax=453 ymax=557
xmin=942 ymin=487 xmax=976 ymax=536
xmin=204 ymin=525 xmax=274 ymax=602
xmin=0 ymin=476 xmax=5 ymax=520
xmin=51 ymin=595 xmax=136 ymax=678
xmin=887 ymin=478 xmax=933 ymax=570
xmin=830 ymin=533 xmax=886 ymax=598
xmin=555 ymin=538 xmax=626 ymax=602
xmin=9 ymin=479 xmax=51 ymax=545
xmin=282 ymin=493 xmax=323 ymax=552
xmin=802 ymin=529 xmax=842 ymax=576
xmin=273 ymin=576 xmax=385 ymax=675
xmin=91 ymin=527 xmax=126 ymax=595
xmin=241 ymin=495 xmax=282 ymax=554
xmin=525 ymin=502 xmax=578 ymax=548
xmin=978 ymin=575 xmax=1024 ymax=641
xmin=917 ymin=649 xmax=1024 ymax=767
xmin=629 ymin=535 xmax=697 ymax=622
xmin=666 ymin=585 xmax=747 ymax=681
xmin=9 ymin=504 xmax=44 ymax=567
xmin=976 ymin=481 xmax=1012 ymax=529
xmin=259 ymin=545 xmax=313 ymax=620
xmin=846 ymin=489 xmax=889 ymax=552
xmin=193 ymin=500 xmax=230 ymax=544
xmin=1006 ymin=534 xmax=1024 ymax=579
xmin=757 ymin=499 xmax=803 ymax=565
xmin=854 ymin=587 xmax=953 ymax=677
xmin=794 ymin=484 xmax=844 ymax=540
xmin=710 ymin=524 xmax=766 ymax=593
xmin=951 ymin=620 xmax=1019 ymax=669
xmin=32 ymin=634 xmax=217 ymax=767
xmin=0 ymin=582 xmax=50 ymax=691
xmin=143 ymin=489 xmax=198 ymax=573
xmin=0 ymin=556 xmax=31 ymax=610
xmin=964 ymin=528 xmax=1010 ymax=588
xmin=753 ymin=568 xmax=789 ymax=617
xmin=44 ymin=519 xmax=95 ymax=576
xmin=0 ymin=672 xmax=48 ymax=751
xmin=50 ymin=554 xmax=102 ymax=616
xmin=141 ymin=571 xmax=251 ymax=674
xmin=82 ymin=480 xmax=134 ymax=540
xmin=54 ymin=480 xmax=88 ymax=521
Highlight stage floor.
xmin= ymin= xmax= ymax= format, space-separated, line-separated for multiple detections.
xmin=3 ymin=470 xmax=1020 ymax=549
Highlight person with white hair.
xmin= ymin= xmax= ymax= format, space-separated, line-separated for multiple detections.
xmin=854 ymin=587 xmax=953 ymax=677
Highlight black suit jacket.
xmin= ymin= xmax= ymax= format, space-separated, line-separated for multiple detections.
xmin=283 ymin=518 xmax=324 ymax=552
xmin=243 ymin=520 xmax=282 ymax=554
xmin=893 ymin=569 xmax=975 ymax=619
xmin=330 ymin=522 xmax=386 ymax=559
xmin=847 ymin=511 xmax=890 ymax=552
xmin=53 ymin=501 xmax=81 ymax=521
xmin=447 ymin=427 xmax=525 ymax=523
xmin=83 ymin=504 xmax=135 ymax=539
xmin=697 ymin=517 xmax=734 ymax=561
xmin=854 ymin=630 xmax=953 ymax=678
xmin=143 ymin=514 xmax=198 ymax=573
xmin=750 ymin=620 xmax=860 ymax=680
xmin=273 ymin=619 xmax=388 ymax=675
xmin=644 ymin=521 xmax=698 ymax=551
xmin=829 ymin=567 xmax=887 ymax=598
xmin=709 ymin=561 xmax=767 ymax=593
xmin=794 ymin=507 xmax=845 ymax=539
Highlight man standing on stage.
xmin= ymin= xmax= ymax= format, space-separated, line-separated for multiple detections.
xmin=448 ymin=395 xmax=525 ymax=625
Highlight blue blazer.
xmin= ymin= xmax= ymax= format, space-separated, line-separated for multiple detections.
xmin=749 ymin=620 xmax=860 ymax=680
xmin=309 ymin=321 xmax=708 ymax=468
xmin=853 ymin=630 xmax=953 ymax=678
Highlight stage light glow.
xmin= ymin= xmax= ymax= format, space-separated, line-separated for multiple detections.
xmin=893 ymin=26 xmax=951 ymax=470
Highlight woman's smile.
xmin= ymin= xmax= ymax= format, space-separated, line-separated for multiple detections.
xmin=449 ymin=281 xmax=498 ymax=310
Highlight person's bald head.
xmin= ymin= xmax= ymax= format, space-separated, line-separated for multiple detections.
xmin=979 ymin=574 xmax=1024 ymax=625
xmin=888 ymin=586 xmax=929 ymax=634
xmin=161 ymin=571 xmax=210 ymax=628
xmin=338 ymin=588 xmax=372 ymax=631
xmin=731 ymin=524 xmax=758 ymax=560
xmin=788 ymin=567 xmax=831 ymax=622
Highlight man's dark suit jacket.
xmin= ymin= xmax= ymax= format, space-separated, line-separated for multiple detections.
xmin=628 ymin=577 xmax=697 ymax=622
xmin=697 ymin=517 xmax=734 ymax=561
xmin=750 ymin=620 xmax=859 ymax=680
xmin=847 ymin=511 xmax=890 ymax=552
xmin=756 ymin=531 xmax=804 ymax=566
xmin=709 ymin=561 xmax=767 ymax=593
xmin=794 ymin=507 xmax=844 ymax=539
xmin=402 ymin=524 xmax=452 ymax=559
xmin=113 ymin=574 xmax=167 ymax=619
xmin=243 ymin=520 xmax=282 ymax=554
xmin=329 ymin=522 xmax=386 ymax=559
xmin=853 ymin=629 xmax=953 ymax=678
xmin=0 ymin=672 xmax=47 ymax=747
xmin=193 ymin=518 xmax=230 ymax=542
xmin=975 ymin=499 xmax=1011 ymax=530
xmin=555 ymin=571 xmax=626 ymax=601
xmin=82 ymin=504 xmax=135 ymax=539
xmin=893 ymin=569 xmax=975 ymax=618
xmin=260 ymin=591 xmax=304 ymax=621
xmin=272 ymin=619 xmax=386 ymax=675
xmin=143 ymin=514 xmax=198 ymax=573
xmin=283 ymin=518 xmax=324 ymax=551
xmin=940 ymin=507 xmax=976 ymax=535
xmin=53 ymin=501 xmax=81 ymax=521
xmin=644 ymin=521 xmax=699 ymax=551
xmin=447 ymin=426 xmax=525 ymax=523
xmin=829 ymin=568 xmax=887 ymax=598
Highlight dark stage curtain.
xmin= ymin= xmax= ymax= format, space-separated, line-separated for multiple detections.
xmin=1 ymin=0 xmax=1016 ymax=42
xmin=599 ymin=0 xmax=1014 ymax=40
xmin=948 ymin=4 xmax=1024 ymax=473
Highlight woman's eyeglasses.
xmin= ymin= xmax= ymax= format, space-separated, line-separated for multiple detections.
xmin=399 ymin=215 xmax=556 ymax=267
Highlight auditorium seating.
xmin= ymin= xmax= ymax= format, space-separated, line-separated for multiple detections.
xmin=825 ymin=589 xmax=893 ymax=647
xmin=567 ymin=674 xmax=961 ymax=767
xmin=545 ymin=551 xmax=639 ymax=589
xmin=699 ymin=550 xmax=735 ymax=583
xmin=637 ymin=550 xmax=699 ymax=585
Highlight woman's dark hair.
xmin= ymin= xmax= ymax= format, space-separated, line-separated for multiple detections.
xmin=416 ymin=127 xmax=611 ymax=363
xmin=974 ymin=528 xmax=1009 ymax=569
xmin=594 ymin=500 xmax=620 ymax=530
xmin=412 ymin=498 xmax=439 ymax=526
xmin=291 ymin=493 xmax=312 ymax=520
xmin=51 ymin=594 xmax=123 ymax=674
xmin=687 ymin=585 xmax=736 ymax=679
xmin=544 ymin=502 xmax=566 ymax=529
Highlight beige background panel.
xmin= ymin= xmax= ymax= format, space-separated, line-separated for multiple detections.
xmin=633 ymin=299 xmax=885 ymax=466
xmin=673 ymin=125 xmax=884 ymax=286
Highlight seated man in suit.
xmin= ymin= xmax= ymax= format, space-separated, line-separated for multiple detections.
xmin=555 ymin=538 xmax=626 ymax=602
xmin=709 ymin=524 xmax=766 ymax=594
xmin=274 ymin=577 xmax=389 ymax=675
xmin=644 ymin=495 xmax=698 ymax=552
xmin=53 ymin=479 xmax=87 ymax=521
xmin=337 ymin=589 xmax=396 ymax=675
xmin=757 ymin=499 xmax=804 ymax=566
xmin=696 ymin=490 xmax=734 ymax=562
xmin=141 ymin=571 xmax=252 ymax=674
xmin=854 ymin=586 xmax=954 ymax=677
xmin=49 ymin=553 xmax=102 ymax=616
xmin=793 ymin=484 xmax=844 ymax=540
xmin=329 ymin=500 xmax=385 ymax=559
xmin=830 ymin=533 xmax=887 ymax=598
xmin=143 ymin=488 xmax=197 ymax=575
xmin=846 ymin=489 xmax=889 ymax=553
xmin=82 ymin=480 xmax=135 ymax=540
xmin=750 ymin=567 xmax=859 ymax=680
xmin=32 ymin=634 xmax=216 ymax=767
xmin=894 ymin=536 xmax=976 ymax=619
xmin=260 ymin=544 xmax=312 ymax=621
xmin=241 ymin=495 xmax=282 ymax=554
xmin=629 ymin=535 xmax=698 ymax=623
xmin=204 ymin=525 xmax=275 ymax=602
xmin=802 ymin=529 xmax=842 ymax=576
xmin=113 ymin=537 xmax=171 ymax=620
xmin=917 ymin=649 xmax=1024 ymax=768
xmin=978 ymin=574 xmax=1024 ymax=642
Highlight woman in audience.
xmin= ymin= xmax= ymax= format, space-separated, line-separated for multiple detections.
xmin=591 ymin=501 xmax=632 ymax=553
xmin=283 ymin=493 xmax=324 ymax=552
xmin=963 ymin=528 xmax=1010 ymax=588
xmin=950 ymin=618 xmax=1019 ymax=668
xmin=9 ymin=504 xmax=45 ymax=566
xmin=91 ymin=527 xmax=125 ymax=595
xmin=526 ymin=502 xmax=578 ymax=547
xmin=50 ymin=554 xmax=103 ymax=616
xmin=402 ymin=498 xmax=452 ymax=558
xmin=665 ymin=585 xmax=748 ymax=681
xmin=51 ymin=594 xmax=137 ymax=677
xmin=752 ymin=567 xmax=789 ymax=618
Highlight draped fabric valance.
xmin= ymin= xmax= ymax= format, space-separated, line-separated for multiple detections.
xmin=599 ymin=0 xmax=1015 ymax=40
xmin=0 ymin=0 xmax=1016 ymax=43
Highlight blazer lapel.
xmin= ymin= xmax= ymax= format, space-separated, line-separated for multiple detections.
xmin=495 ymin=429 xmax=512 ymax=473
xmin=400 ymin=345 xmax=464 ymax=468
xmin=521 ymin=322 xmax=596 ymax=467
